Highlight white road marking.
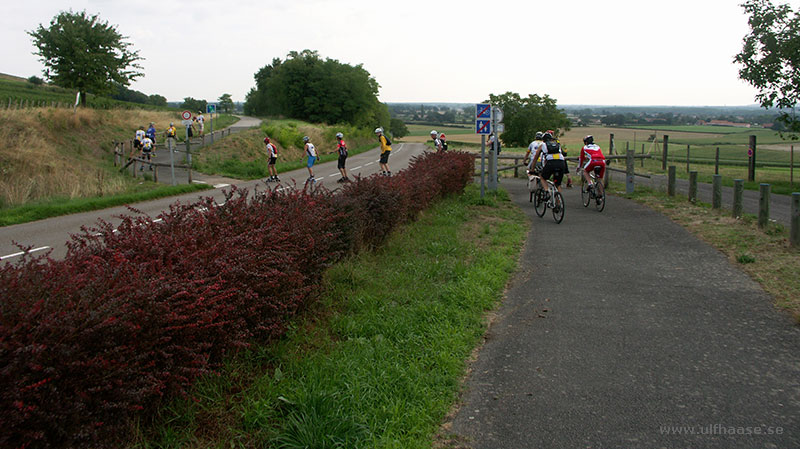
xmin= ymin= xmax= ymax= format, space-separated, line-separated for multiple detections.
xmin=365 ymin=162 xmax=374 ymax=166
xmin=1 ymin=246 xmax=51 ymax=261
xmin=213 ymin=183 xmax=230 ymax=189
xmin=353 ymin=166 xmax=363 ymax=170
xmin=192 ymin=180 xmax=208 ymax=184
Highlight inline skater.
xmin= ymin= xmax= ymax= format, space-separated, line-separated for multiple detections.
xmin=265 ymin=136 xmax=279 ymax=182
xmin=430 ymin=130 xmax=442 ymax=152
xmin=303 ymin=136 xmax=317 ymax=184
xmin=376 ymin=127 xmax=392 ymax=176
xmin=335 ymin=132 xmax=350 ymax=182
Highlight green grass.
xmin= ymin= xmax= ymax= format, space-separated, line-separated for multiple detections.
xmin=132 ymin=185 xmax=528 ymax=448
xmin=406 ymin=124 xmax=475 ymax=137
xmin=0 ymin=183 xmax=212 ymax=227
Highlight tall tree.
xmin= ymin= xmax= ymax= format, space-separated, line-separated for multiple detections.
xmin=486 ymin=92 xmax=571 ymax=147
xmin=181 ymin=97 xmax=207 ymax=113
xmin=218 ymin=93 xmax=234 ymax=113
xmin=245 ymin=50 xmax=389 ymax=129
xmin=734 ymin=0 xmax=800 ymax=138
xmin=28 ymin=10 xmax=143 ymax=107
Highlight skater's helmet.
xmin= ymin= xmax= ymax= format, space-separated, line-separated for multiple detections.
xmin=535 ymin=131 xmax=544 ymax=140
xmin=336 ymin=132 xmax=344 ymax=139
xmin=430 ymin=130 xmax=438 ymax=136
xmin=374 ymin=127 xmax=383 ymax=134
xmin=303 ymin=136 xmax=310 ymax=142
xmin=264 ymin=136 xmax=271 ymax=143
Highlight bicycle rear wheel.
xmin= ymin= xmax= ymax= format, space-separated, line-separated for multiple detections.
xmin=534 ymin=188 xmax=547 ymax=217
xmin=595 ymin=181 xmax=606 ymax=212
xmin=581 ymin=178 xmax=590 ymax=207
xmin=552 ymin=191 xmax=565 ymax=223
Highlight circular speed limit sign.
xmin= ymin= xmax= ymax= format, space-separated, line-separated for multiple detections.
xmin=181 ymin=110 xmax=192 ymax=121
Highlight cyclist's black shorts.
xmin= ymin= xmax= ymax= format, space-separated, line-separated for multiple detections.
xmin=338 ymin=155 xmax=347 ymax=169
xmin=541 ymin=159 xmax=567 ymax=186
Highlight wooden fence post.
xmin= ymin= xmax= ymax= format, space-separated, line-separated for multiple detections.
xmin=712 ymin=174 xmax=722 ymax=209
xmin=668 ymin=166 xmax=676 ymax=196
xmin=733 ymin=179 xmax=744 ymax=218
xmin=609 ymin=133 xmax=615 ymax=156
xmin=626 ymin=147 xmax=634 ymax=194
xmin=662 ymin=135 xmax=669 ymax=170
xmin=748 ymin=135 xmax=757 ymax=182
xmin=641 ymin=143 xmax=645 ymax=168
xmin=686 ymin=144 xmax=691 ymax=173
xmin=689 ymin=171 xmax=698 ymax=203
xmin=715 ymin=147 xmax=720 ymax=175
xmin=759 ymin=183 xmax=770 ymax=228
xmin=791 ymin=193 xmax=800 ymax=247
xmin=791 ymin=145 xmax=794 ymax=189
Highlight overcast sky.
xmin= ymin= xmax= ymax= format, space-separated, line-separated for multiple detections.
xmin=4 ymin=0 xmax=798 ymax=106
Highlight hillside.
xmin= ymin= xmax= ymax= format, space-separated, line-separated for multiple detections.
xmin=0 ymin=107 xmax=190 ymax=207
xmin=0 ymin=72 xmax=168 ymax=110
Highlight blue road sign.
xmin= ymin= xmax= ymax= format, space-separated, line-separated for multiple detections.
xmin=476 ymin=119 xmax=491 ymax=135
xmin=476 ymin=103 xmax=491 ymax=119
xmin=207 ymin=104 xmax=217 ymax=114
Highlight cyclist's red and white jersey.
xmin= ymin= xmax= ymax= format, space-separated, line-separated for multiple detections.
xmin=580 ymin=144 xmax=605 ymax=166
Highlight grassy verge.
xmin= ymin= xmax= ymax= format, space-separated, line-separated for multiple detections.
xmin=132 ymin=185 xmax=527 ymax=448
xmin=0 ymin=183 xmax=212 ymax=227
xmin=611 ymin=182 xmax=800 ymax=320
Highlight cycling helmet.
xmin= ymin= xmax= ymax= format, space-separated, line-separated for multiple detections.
xmin=546 ymin=129 xmax=555 ymax=135
xmin=335 ymin=132 xmax=344 ymax=139
xmin=583 ymin=135 xmax=594 ymax=145
xmin=375 ymin=127 xmax=383 ymax=134
xmin=430 ymin=130 xmax=438 ymax=136
xmin=543 ymin=132 xmax=553 ymax=141
xmin=303 ymin=136 xmax=310 ymax=142
xmin=535 ymin=131 xmax=544 ymax=140
xmin=439 ymin=133 xmax=446 ymax=139
xmin=169 ymin=122 xmax=174 ymax=126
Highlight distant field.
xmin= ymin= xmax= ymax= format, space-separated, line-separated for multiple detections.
xmin=625 ymin=124 xmax=754 ymax=134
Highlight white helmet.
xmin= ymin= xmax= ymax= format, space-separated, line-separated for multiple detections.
xmin=335 ymin=132 xmax=344 ymax=139
xmin=430 ymin=130 xmax=438 ymax=136
xmin=374 ymin=127 xmax=383 ymax=134
xmin=303 ymin=136 xmax=310 ymax=142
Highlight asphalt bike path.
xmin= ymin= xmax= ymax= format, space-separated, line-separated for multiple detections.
xmin=449 ymin=179 xmax=800 ymax=448
xmin=0 ymin=142 xmax=424 ymax=261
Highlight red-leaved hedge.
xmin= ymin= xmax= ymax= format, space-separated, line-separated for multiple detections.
xmin=0 ymin=151 xmax=475 ymax=448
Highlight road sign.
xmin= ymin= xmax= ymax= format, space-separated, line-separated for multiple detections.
xmin=476 ymin=103 xmax=491 ymax=119
xmin=748 ymin=148 xmax=754 ymax=157
xmin=493 ymin=107 xmax=504 ymax=123
xmin=207 ymin=104 xmax=217 ymax=114
xmin=182 ymin=119 xmax=193 ymax=127
xmin=496 ymin=124 xmax=505 ymax=133
xmin=476 ymin=120 xmax=491 ymax=135
xmin=181 ymin=110 xmax=192 ymax=120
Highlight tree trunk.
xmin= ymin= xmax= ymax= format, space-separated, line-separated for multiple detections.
xmin=80 ymin=90 xmax=87 ymax=107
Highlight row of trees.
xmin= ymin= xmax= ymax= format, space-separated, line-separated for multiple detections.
xmin=244 ymin=50 xmax=389 ymax=129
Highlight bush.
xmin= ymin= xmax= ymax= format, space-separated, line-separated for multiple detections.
xmin=0 ymin=152 xmax=475 ymax=448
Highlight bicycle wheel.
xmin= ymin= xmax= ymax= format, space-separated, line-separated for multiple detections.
xmin=552 ymin=191 xmax=565 ymax=223
xmin=595 ymin=181 xmax=606 ymax=212
xmin=581 ymin=178 xmax=590 ymax=207
xmin=533 ymin=188 xmax=547 ymax=217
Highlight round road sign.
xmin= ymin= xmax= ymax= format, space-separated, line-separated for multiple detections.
xmin=748 ymin=148 xmax=753 ymax=157
xmin=181 ymin=110 xmax=192 ymax=121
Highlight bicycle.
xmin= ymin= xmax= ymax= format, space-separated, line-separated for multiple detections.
xmin=533 ymin=178 xmax=565 ymax=224
xmin=580 ymin=166 xmax=606 ymax=212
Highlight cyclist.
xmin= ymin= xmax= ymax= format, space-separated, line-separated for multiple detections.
xmin=265 ymin=136 xmax=279 ymax=182
xmin=376 ymin=127 xmax=392 ymax=176
xmin=531 ymin=131 xmax=567 ymax=194
xmin=547 ymin=129 xmax=573 ymax=188
xmin=335 ymin=132 xmax=350 ymax=182
xmin=526 ymin=131 xmax=545 ymax=173
xmin=303 ymin=136 xmax=317 ymax=183
xmin=439 ymin=133 xmax=448 ymax=152
xmin=430 ymin=130 xmax=442 ymax=152
xmin=577 ymin=135 xmax=606 ymax=190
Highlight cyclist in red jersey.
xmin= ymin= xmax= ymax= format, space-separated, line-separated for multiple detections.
xmin=577 ymin=135 xmax=606 ymax=189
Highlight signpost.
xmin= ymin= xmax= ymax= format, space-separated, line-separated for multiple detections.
xmin=181 ymin=110 xmax=193 ymax=167
xmin=207 ymin=104 xmax=217 ymax=143
xmin=474 ymin=103 xmax=502 ymax=193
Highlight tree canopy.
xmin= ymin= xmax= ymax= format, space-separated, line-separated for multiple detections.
xmin=218 ymin=93 xmax=234 ymax=113
xmin=734 ymin=0 xmax=800 ymax=138
xmin=181 ymin=97 xmax=208 ymax=113
xmin=486 ymin=92 xmax=571 ymax=147
xmin=244 ymin=50 xmax=389 ymax=129
xmin=28 ymin=10 xmax=143 ymax=106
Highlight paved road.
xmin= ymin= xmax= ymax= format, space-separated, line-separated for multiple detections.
xmin=450 ymin=179 xmax=800 ymax=448
xmin=126 ymin=115 xmax=261 ymax=187
xmin=0 ymin=142 xmax=424 ymax=261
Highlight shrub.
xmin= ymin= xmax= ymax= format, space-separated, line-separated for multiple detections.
xmin=0 ymin=151 xmax=474 ymax=448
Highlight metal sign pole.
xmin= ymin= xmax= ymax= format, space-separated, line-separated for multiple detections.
xmin=491 ymin=108 xmax=498 ymax=190
xmin=169 ymin=137 xmax=176 ymax=185
xmin=210 ymin=112 xmax=214 ymax=144
xmin=481 ymin=135 xmax=486 ymax=198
